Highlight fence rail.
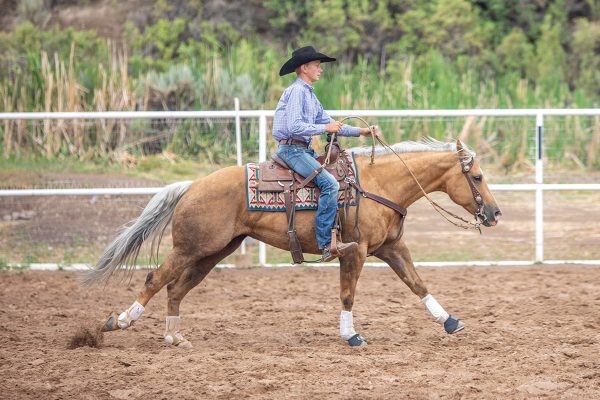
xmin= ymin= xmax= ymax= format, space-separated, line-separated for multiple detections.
xmin=2 ymin=108 xmax=600 ymax=266
xmin=2 ymin=183 xmax=600 ymax=197
xmin=2 ymin=108 xmax=600 ymax=120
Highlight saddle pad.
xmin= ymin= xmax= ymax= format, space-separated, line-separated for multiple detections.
xmin=258 ymin=149 xmax=354 ymax=192
xmin=245 ymin=153 xmax=360 ymax=212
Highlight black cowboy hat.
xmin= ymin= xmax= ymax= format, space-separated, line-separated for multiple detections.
xmin=279 ymin=46 xmax=336 ymax=76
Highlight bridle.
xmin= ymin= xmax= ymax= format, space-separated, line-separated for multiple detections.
xmin=457 ymin=151 xmax=487 ymax=227
xmin=330 ymin=116 xmax=486 ymax=233
xmin=382 ymin=141 xmax=485 ymax=233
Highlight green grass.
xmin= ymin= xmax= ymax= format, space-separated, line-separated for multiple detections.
xmin=0 ymin=154 xmax=224 ymax=184
xmin=134 ymin=157 xmax=223 ymax=182
xmin=0 ymin=156 xmax=121 ymax=175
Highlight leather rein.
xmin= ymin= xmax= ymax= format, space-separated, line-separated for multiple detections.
xmin=332 ymin=116 xmax=485 ymax=233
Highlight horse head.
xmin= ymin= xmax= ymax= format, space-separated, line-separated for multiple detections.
xmin=444 ymin=139 xmax=502 ymax=227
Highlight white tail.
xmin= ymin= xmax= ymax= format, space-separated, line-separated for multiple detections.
xmin=82 ymin=181 xmax=193 ymax=286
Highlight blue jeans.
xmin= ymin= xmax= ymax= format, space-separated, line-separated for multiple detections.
xmin=277 ymin=144 xmax=339 ymax=249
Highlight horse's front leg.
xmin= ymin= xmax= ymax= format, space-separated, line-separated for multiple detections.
xmin=338 ymin=244 xmax=368 ymax=347
xmin=374 ymin=239 xmax=464 ymax=334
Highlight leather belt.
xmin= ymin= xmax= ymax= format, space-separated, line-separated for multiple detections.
xmin=279 ymin=138 xmax=309 ymax=147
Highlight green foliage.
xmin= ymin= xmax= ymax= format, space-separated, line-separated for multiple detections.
xmin=17 ymin=0 xmax=51 ymax=27
xmin=425 ymin=0 xmax=489 ymax=59
xmin=302 ymin=0 xmax=360 ymax=57
xmin=126 ymin=18 xmax=188 ymax=72
xmin=142 ymin=64 xmax=201 ymax=110
xmin=535 ymin=14 xmax=568 ymax=98
xmin=571 ymin=18 xmax=600 ymax=98
xmin=263 ymin=0 xmax=307 ymax=45
xmin=496 ymin=28 xmax=534 ymax=77
xmin=393 ymin=5 xmax=433 ymax=56
xmin=0 ymin=1 xmax=599 ymax=168
xmin=21 ymin=254 xmax=39 ymax=267
xmin=471 ymin=0 xmax=543 ymax=43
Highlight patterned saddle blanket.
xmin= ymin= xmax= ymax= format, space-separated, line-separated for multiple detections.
xmin=245 ymin=151 xmax=359 ymax=212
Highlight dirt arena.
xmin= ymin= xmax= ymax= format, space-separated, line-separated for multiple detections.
xmin=1 ymin=169 xmax=599 ymax=398
xmin=1 ymin=264 xmax=598 ymax=399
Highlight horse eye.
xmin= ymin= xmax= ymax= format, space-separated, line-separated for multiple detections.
xmin=473 ymin=175 xmax=482 ymax=182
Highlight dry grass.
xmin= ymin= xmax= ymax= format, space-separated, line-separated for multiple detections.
xmin=1 ymin=40 xmax=599 ymax=169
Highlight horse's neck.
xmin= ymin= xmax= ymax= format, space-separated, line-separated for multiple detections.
xmin=358 ymin=152 xmax=456 ymax=207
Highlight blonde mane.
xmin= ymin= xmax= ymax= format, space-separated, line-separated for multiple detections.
xmin=349 ymin=137 xmax=476 ymax=161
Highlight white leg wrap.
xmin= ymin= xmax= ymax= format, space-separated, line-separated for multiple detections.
xmin=117 ymin=301 xmax=145 ymax=329
xmin=421 ymin=294 xmax=449 ymax=324
xmin=340 ymin=310 xmax=357 ymax=340
xmin=164 ymin=316 xmax=193 ymax=349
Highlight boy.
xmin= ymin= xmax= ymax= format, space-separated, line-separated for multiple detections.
xmin=272 ymin=46 xmax=373 ymax=261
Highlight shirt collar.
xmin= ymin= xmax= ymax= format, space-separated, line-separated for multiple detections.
xmin=295 ymin=77 xmax=314 ymax=92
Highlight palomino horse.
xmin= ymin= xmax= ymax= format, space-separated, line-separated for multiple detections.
xmin=85 ymin=139 xmax=501 ymax=348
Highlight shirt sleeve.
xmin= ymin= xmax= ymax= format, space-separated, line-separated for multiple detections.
xmin=338 ymin=123 xmax=361 ymax=137
xmin=286 ymin=87 xmax=327 ymax=137
xmin=316 ymin=103 xmax=360 ymax=137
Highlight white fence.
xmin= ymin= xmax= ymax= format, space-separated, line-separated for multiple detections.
xmin=1 ymin=108 xmax=600 ymax=267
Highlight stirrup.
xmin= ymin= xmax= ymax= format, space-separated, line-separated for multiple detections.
xmin=322 ymin=247 xmax=336 ymax=262
xmin=322 ymin=241 xmax=358 ymax=262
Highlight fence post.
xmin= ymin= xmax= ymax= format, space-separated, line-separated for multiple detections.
xmin=258 ymin=112 xmax=268 ymax=266
xmin=535 ymin=113 xmax=544 ymax=263
xmin=234 ymin=98 xmax=247 ymax=255
xmin=235 ymin=98 xmax=242 ymax=167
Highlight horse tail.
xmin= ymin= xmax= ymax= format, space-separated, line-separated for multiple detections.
xmin=82 ymin=180 xmax=194 ymax=287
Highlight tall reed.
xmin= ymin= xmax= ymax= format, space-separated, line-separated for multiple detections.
xmin=0 ymin=39 xmax=598 ymax=168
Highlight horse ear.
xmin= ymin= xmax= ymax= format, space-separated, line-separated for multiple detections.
xmin=456 ymin=139 xmax=464 ymax=152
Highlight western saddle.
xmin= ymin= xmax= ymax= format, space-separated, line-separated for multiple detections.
xmin=257 ymin=140 xmax=353 ymax=264
xmin=256 ymin=137 xmax=408 ymax=264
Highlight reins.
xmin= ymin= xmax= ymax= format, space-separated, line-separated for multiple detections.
xmin=337 ymin=116 xmax=483 ymax=233
xmin=324 ymin=116 xmax=376 ymax=166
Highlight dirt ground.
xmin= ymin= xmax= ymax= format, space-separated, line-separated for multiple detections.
xmin=0 ymin=265 xmax=599 ymax=399
xmin=1 ymin=167 xmax=599 ymax=398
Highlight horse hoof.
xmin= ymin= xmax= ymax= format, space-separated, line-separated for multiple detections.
xmin=101 ymin=312 xmax=120 ymax=332
xmin=164 ymin=334 xmax=193 ymax=349
xmin=347 ymin=333 xmax=367 ymax=347
xmin=444 ymin=315 xmax=465 ymax=334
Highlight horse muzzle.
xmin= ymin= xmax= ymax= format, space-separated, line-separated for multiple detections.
xmin=478 ymin=204 xmax=502 ymax=227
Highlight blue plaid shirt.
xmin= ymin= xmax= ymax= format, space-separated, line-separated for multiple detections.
xmin=272 ymin=78 xmax=360 ymax=144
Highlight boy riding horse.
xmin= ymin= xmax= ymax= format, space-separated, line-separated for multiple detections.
xmin=272 ymin=46 xmax=375 ymax=261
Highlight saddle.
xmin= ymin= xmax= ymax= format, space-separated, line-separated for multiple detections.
xmin=257 ymin=142 xmax=356 ymax=264
xmin=246 ymin=141 xmax=407 ymax=265
xmin=257 ymin=144 xmax=351 ymax=193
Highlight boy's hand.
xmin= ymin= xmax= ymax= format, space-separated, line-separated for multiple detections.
xmin=325 ymin=121 xmax=343 ymax=133
xmin=359 ymin=125 xmax=382 ymax=138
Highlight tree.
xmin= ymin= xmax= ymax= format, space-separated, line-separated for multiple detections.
xmin=571 ymin=18 xmax=600 ymax=97
xmin=534 ymin=14 xmax=567 ymax=96
xmin=495 ymin=28 xmax=534 ymax=77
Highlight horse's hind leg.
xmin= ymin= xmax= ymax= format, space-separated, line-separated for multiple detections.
xmin=374 ymin=239 xmax=464 ymax=334
xmin=102 ymin=251 xmax=199 ymax=332
xmin=163 ymin=236 xmax=246 ymax=348
xmin=338 ymin=245 xmax=368 ymax=347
